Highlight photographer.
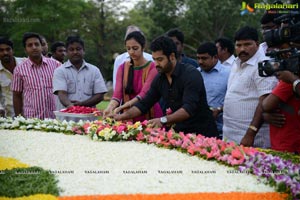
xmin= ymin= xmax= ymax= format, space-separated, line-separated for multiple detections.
xmin=261 ymin=7 xmax=300 ymax=153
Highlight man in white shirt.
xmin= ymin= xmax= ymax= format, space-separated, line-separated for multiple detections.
xmin=112 ymin=25 xmax=152 ymax=90
xmin=215 ymin=37 xmax=235 ymax=68
xmin=223 ymin=26 xmax=277 ymax=148
xmin=53 ymin=36 xmax=107 ymax=121
xmin=0 ymin=37 xmax=25 ymax=117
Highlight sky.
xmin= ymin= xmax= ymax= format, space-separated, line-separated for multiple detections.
xmin=119 ymin=0 xmax=144 ymax=11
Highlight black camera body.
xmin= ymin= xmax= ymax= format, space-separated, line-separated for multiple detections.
xmin=258 ymin=48 xmax=300 ymax=77
xmin=263 ymin=12 xmax=300 ymax=48
xmin=259 ymin=9 xmax=300 ymax=77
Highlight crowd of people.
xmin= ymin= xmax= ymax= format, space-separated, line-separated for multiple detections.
xmin=0 ymin=10 xmax=299 ymax=153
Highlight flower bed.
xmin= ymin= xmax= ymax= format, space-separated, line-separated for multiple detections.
xmin=0 ymin=117 xmax=299 ymax=199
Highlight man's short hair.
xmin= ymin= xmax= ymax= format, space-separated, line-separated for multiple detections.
xmin=51 ymin=41 xmax=65 ymax=53
xmin=22 ymin=32 xmax=42 ymax=47
xmin=260 ymin=1 xmax=283 ymax=24
xmin=215 ymin=37 xmax=234 ymax=55
xmin=150 ymin=35 xmax=177 ymax=58
xmin=260 ymin=12 xmax=282 ymax=25
xmin=197 ymin=42 xmax=218 ymax=57
xmin=234 ymin=26 xmax=258 ymax=42
xmin=66 ymin=35 xmax=84 ymax=49
xmin=0 ymin=37 xmax=13 ymax=49
xmin=166 ymin=28 xmax=184 ymax=44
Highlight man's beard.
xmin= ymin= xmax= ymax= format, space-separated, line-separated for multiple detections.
xmin=1 ymin=55 xmax=12 ymax=63
xmin=156 ymin=61 xmax=173 ymax=74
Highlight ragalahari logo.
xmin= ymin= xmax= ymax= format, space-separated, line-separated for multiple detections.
xmin=240 ymin=2 xmax=255 ymax=15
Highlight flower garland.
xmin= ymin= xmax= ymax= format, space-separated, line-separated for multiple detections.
xmin=77 ymin=118 xmax=300 ymax=199
xmin=0 ymin=157 xmax=29 ymax=170
xmin=0 ymin=116 xmax=82 ymax=134
xmin=239 ymin=152 xmax=300 ymax=197
xmin=58 ymin=192 xmax=287 ymax=200
xmin=0 ymin=117 xmax=299 ymax=199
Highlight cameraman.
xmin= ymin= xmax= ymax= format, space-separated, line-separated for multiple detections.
xmin=262 ymin=69 xmax=300 ymax=153
xmin=261 ymin=9 xmax=300 ymax=153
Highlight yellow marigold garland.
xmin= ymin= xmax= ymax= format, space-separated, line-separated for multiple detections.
xmin=0 ymin=194 xmax=58 ymax=200
xmin=0 ymin=156 xmax=29 ymax=170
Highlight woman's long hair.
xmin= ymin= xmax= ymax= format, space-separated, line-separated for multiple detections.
xmin=125 ymin=58 xmax=135 ymax=94
xmin=124 ymin=31 xmax=146 ymax=95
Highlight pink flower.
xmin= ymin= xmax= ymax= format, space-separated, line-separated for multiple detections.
xmin=206 ymin=151 xmax=215 ymax=159
xmin=141 ymin=120 xmax=148 ymax=126
xmin=83 ymin=123 xmax=90 ymax=134
xmin=166 ymin=107 xmax=173 ymax=115
xmin=161 ymin=141 xmax=171 ymax=147
xmin=179 ymin=132 xmax=186 ymax=140
xmin=174 ymin=140 xmax=183 ymax=147
xmin=75 ymin=129 xmax=83 ymax=135
xmin=169 ymin=139 xmax=177 ymax=146
xmin=228 ymin=156 xmax=245 ymax=165
xmin=166 ymin=130 xmax=173 ymax=140
xmin=243 ymin=146 xmax=259 ymax=156
xmin=199 ymin=148 xmax=208 ymax=156
xmin=116 ymin=125 xmax=126 ymax=134
xmin=231 ymin=148 xmax=244 ymax=159
xmin=136 ymin=132 xmax=145 ymax=141
xmin=187 ymin=148 xmax=195 ymax=155
xmin=181 ymin=138 xmax=191 ymax=149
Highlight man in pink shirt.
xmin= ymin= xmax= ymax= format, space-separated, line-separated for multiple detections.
xmin=11 ymin=32 xmax=61 ymax=119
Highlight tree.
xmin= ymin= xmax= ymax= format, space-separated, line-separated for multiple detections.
xmin=0 ymin=0 xmax=277 ymax=81
xmin=1 ymin=0 xmax=91 ymax=56
xmin=182 ymin=0 xmax=266 ymax=53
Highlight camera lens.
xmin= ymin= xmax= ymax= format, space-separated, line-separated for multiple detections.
xmin=264 ymin=29 xmax=282 ymax=47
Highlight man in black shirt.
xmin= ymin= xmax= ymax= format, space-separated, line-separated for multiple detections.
xmin=113 ymin=36 xmax=218 ymax=137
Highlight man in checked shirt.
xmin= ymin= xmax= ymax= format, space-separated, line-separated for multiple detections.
xmin=11 ymin=32 xmax=61 ymax=119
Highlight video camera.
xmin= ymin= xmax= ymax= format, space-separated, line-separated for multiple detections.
xmin=259 ymin=8 xmax=300 ymax=77
xmin=263 ymin=12 xmax=300 ymax=47
xmin=258 ymin=48 xmax=300 ymax=77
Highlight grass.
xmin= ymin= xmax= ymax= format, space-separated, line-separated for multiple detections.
xmin=0 ymin=167 xmax=61 ymax=197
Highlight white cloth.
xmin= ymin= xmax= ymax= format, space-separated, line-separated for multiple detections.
xmin=259 ymin=42 xmax=268 ymax=54
xmin=0 ymin=57 xmax=25 ymax=117
xmin=223 ymin=49 xmax=277 ymax=148
xmin=221 ymin=55 xmax=235 ymax=68
xmin=112 ymin=52 xmax=153 ymax=89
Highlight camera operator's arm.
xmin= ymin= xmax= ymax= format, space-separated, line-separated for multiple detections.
xmin=276 ymin=71 xmax=298 ymax=83
xmin=262 ymin=94 xmax=282 ymax=112
xmin=276 ymin=71 xmax=300 ymax=95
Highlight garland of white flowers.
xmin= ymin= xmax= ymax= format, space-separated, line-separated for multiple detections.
xmin=0 ymin=116 xmax=82 ymax=134
xmin=0 ymin=116 xmax=299 ymax=199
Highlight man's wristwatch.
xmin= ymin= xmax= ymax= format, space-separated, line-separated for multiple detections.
xmin=160 ymin=116 xmax=168 ymax=125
